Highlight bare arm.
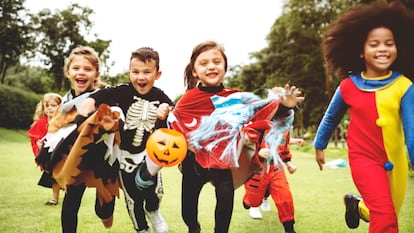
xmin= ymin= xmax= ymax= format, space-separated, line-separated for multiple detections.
xmin=290 ymin=137 xmax=305 ymax=146
xmin=315 ymin=148 xmax=325 ymax=171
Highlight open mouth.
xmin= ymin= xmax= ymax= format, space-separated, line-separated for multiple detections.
xmin=76 ymin=79 xmax=88 ymax=85
xmin=375 ymin=55 xmax=390 ymax=62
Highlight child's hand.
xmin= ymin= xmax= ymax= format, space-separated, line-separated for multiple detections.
xmin=279 ymin=84 xmax=304 ymax=108
xmin=286 ymin=161 xmax=297 ymax=174
xmin=157 ymin=103 xmax=171 ymax=120
xmin=315 ymin=148 xmax=325 ymax=171
xmin=290 ymin=138 xmax=305 ymax=147
xmin=36 ymin=140 xmax=43 ymax=149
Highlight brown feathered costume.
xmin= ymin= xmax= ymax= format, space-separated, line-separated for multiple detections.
xmin=37 ymin=104 xmax=121 ymax=206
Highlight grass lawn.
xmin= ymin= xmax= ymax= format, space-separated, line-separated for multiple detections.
xmin=0 ymin=128 xmax=413 ymax=232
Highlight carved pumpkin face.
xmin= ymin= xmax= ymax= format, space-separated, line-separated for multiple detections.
xmin=146 ymin=128 xmax=187 ymax=167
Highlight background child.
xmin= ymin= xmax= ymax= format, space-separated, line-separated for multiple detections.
xmin=28 ymin=92 xmax=62 ymax=205
xmin=168 ymin=40 xmax=304 ymax=233
xmin=243 ymin=130 xmax=303 ymax=233
xmin=259 ymin=135 xmax=304 ymax=212
xmin=313 ymin=1 xmax=414 ymax=232
xmin=78 ymin=47 xmax=172 ymax=233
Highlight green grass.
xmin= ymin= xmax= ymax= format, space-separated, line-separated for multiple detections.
xmin=0 ymin=128 xmax=413 ymax=232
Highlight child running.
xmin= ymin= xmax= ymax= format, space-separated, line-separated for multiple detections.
xmin=313 ymin=1 xmax=414 ymax=232
xmin=243 ymin=129 xmax=303 ymax=233
xmin=35 ymin=46 xmax=117 ymax=233
xmin=78 ymin=47 xmax=172 ymax=233
xmin=167 ymin=40 xmax=304 ymax=233
xmin=28 ymin=92 xmax=62 ymax=205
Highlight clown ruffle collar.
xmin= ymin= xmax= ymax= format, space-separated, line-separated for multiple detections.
xmin=349 ymin=71 xmax=401 ymax=92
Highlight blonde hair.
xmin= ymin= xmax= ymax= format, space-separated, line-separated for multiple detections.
xmin=32 ymin=93 xmax=63 ymax=124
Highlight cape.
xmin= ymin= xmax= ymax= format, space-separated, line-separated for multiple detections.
xmin=36 ymin=104 xmax=122 ymax=205
xmin=169 ymin=88 xmax=294 ymax=188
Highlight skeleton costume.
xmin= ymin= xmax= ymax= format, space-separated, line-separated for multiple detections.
xmin=89 ymin=83 xmax=173 ymax=232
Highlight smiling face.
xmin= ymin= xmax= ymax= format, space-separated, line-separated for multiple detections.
xmin=66 ymin=55 xmax=99 ymax=95
xmin=362 ymin=27 xmax=397 ymax=78
xmin=44 ymin=98 xmax=61 ymax=119
xmin=129 ymin=58 xmax=161 ymax=95
xmin=192 ymin=48 xmax=226 ymax=87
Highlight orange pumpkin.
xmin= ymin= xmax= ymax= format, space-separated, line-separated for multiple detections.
xmin=146 ymin=128 xmax=187 ymax=167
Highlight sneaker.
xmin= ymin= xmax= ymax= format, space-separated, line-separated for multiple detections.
xmin=344 ymin=193 xmax=362 ymax=229
xmin=146 ymin=210 xmax=168 ymax=233
xmin=249 ymin=207 xmax=263 ymax=219
xmin=101 ymin=215 xmax=113 ymax=228
xmin=261 ymin=199 xmax=271 ymax=211
xmin=137 ymin=229 xmax=150 ymax=233
xmin=45 ymin=199 xmax=58 ymax=206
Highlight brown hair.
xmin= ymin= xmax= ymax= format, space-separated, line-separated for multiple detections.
xmin=321 ymin=0 xmax=414 ymax=79
xmin=184 ymin=40 xmax=228 ymax=91
xmin=130 ymin=47 xmax=160 ymax=71
xmin=64 ymin=46 xmax=101 ymax=75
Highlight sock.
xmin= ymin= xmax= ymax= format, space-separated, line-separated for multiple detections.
xmin=282 ymin=220 xmax=295 ymax=232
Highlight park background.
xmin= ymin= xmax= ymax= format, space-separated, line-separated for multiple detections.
xmin=1 ymin=0 xmax=414 ymax=232
xmin=0 ymin=128 xmax=413 ymax=232
xmin=3 ymin=0 xmax=413 ymax=133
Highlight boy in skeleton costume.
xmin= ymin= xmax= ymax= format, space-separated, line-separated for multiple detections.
xmin=78 ymin=47 xmax=172 ymax=233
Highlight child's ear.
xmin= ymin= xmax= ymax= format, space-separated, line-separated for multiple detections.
xmin=155 ymin=71 xmax=162 ymax=80
xmin=94 ymin=71 xmax=100 ymax=83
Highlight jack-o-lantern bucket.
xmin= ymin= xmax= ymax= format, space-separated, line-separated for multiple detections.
xmin=146 ymin=128 xmax=188 ymax=167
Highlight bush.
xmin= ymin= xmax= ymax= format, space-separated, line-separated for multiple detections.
xmin=0 ymin=85 xmax=40 ymax=129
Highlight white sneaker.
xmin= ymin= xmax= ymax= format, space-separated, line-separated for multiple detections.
xmin=249 ymin=207 xmax=263 ymax=219
xmin=146 ymin=210 xmax=168 ymax=233
xmin=261 ymin=199 xmax=271 ymax=211
xmin=137 ymin=229 xmax=150 ymax=233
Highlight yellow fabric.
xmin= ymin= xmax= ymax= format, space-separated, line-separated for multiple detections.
xmin=358 ymin=200 xmax=370 ymax=222
xmin=375 ymin=76 xmax=410 ymax=214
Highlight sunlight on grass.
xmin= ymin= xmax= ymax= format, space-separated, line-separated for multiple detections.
xmin=0 ymin=130 xmax=413 ymax=232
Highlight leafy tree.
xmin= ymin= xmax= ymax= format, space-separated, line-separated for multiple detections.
xmin=227 ymin=0 xmax=367 ymax=129
xmin=29 ymin=4 xmax=111 ymax=91
xmin=102 ymin=72 xmax=129 ymax=87
xmin=0 ymin=0 xmax=35 ymax=84
xmin=3 ymin=65 xmax=54 ymax=93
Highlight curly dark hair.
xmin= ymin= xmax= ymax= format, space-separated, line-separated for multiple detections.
xmin=321 ymin=0 xmax=414 ymax=80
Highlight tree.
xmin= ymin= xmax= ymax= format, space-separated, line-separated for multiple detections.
xmin=227 ymin=0 xmax=366 ymax=129
xmin=30 ymin=4 xmax=111 ymax=91
xmin=0 ymin=0 xmax=35 ymax=84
